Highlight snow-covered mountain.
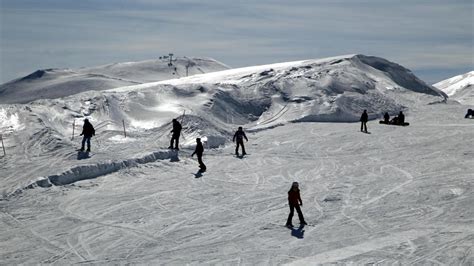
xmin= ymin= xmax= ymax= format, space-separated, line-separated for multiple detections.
xmin=0 ymin=54 xmax=446 ymax=194
xmin=433 ymin=71 xmax=474 ymax=105
xmin=0 ymin=57 xmax=229 ymax=104
xmin=1 ymin=54 xmax=472 ymax=265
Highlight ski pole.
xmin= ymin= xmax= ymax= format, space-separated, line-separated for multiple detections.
xmin=71 ymin=120 xmax=75 ymax=140
xmin=180 ymin=110 xmax=186 ymax=140
xmin=122 ymin=120 xmax=127 ymax=138
xmin=0 ymin=134 xmax=6 ymax=156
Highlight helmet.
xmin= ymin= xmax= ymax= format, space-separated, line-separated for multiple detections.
xmin=292 ymin=182 xmax=299 ymax=187
xmin=238 ymin=126 xmax=243 ymax=130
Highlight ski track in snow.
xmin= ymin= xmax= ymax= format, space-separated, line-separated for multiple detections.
xmin=1 ymin=104 xmax=474 ymax=264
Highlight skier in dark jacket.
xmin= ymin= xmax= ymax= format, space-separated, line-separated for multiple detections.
xmin=233 ymin=126 xmax=248 ymax=156
xmin=383 ymin=112 xmax=390 ymax=123
xmin=191 ymin=138 xmax=206 ymax=172
xmin=286 ymin=182 xmax=306 ymax=227
xmin=360 ymin=110 xmax=368 ymax=133
xmin=398 ymin=111 xmax=405 ymax=125
xmin=168 ymin=119 xmax=182 ymax=150
xmin=80 ymin=118 xmax=95 ymax=152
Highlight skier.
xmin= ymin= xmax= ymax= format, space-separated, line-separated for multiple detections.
xmin=191 ymin=138 xmax=206 ymax=172
xmin=383 ymin=112 xmax=390 ymax=123
xmin=360 ymin=110 xmax=368 ymax=133
xmin=398 ymin=111 xmax=405 ymax=125
xmin=80 ymin=118 xmax=95 ymax=152
xmin=233 ymin=126 xmax=248 ymax=156
xmin=168 ymin=119 xmax=182 ymax=150
xmin=286 ymin=182 xmax=306 ymax=227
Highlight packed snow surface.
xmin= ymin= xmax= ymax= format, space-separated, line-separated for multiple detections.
xmin=434 ymin=71 xmax=474 ymax=105
xmin=0 ymin=103 xmax=472 ymax=264
xmin=1 ymin=54 xmax=470 ymax=264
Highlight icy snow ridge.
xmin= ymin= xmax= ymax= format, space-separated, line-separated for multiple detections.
xmin=113 ymin=54 xmax=445 ymax=126
xmin=12 ymin=150 xmax=177 ymax=197
xmin=434 ymin=71 xmax=474 ymax=105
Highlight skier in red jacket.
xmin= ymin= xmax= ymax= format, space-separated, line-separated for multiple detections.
xmin=286 ymin=182 xmax=307 ymax=227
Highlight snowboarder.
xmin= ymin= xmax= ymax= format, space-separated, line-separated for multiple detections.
xmin=398 ymin=111 xmax=405 ymax=125
xmin=360 ymin=110 xmax=368 ymax=133
xmin=286 ymin=182 xmax=307 ymax=227
xmin=233 ymin=126 xmax=248 ymax=156
xmin=383 ymin=112 xmax=390 ymax=123
xmin=168 ymin=119 xmax=182 ymax=150
xmin=80 ymin=118 xmax=95 ymax=152
xmin=191 ymin=138 xmax=206 ymax=172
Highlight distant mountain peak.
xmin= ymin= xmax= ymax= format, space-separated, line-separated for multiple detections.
xmin=433 ymin=71 xmax=474 ymax=105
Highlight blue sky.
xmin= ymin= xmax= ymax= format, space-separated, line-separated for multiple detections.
xmin=0 ymin=0 xmax=472 ymax=84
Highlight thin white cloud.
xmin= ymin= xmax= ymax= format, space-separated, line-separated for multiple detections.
xmin=0 ymin=0 xmax=472 ymax=83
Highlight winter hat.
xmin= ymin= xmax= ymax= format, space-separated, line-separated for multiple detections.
xmin=292 ymin=182 xmax=299 ymax=187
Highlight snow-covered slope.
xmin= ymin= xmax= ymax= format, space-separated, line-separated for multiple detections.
xmin=0 ymin=54 xmax=472 ymax=264
xmin=1 ymin=103 xmax=473 ymax=264
xmin=115 ymin=54 xmax=446 ymax=126
xmin=0 ymin=57 xmax=229 ymax=104
xmin=434 ymin=71 xmax=474 ymax=105
xmin=0 ymin=54 xmax=446 ymax=196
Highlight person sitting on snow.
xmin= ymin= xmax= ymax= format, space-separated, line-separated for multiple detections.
xmin=398 ymin=111 xmax=405 ymax=125
xmin=383 ymin=112 xmax=390 ymax=123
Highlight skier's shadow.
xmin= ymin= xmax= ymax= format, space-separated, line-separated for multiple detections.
xmin=77 ymin=151 xmax=90 ymax=160
xmin=290 ymin=225 xmax=305 ymax=239
xmin=193 ymin=170 xmax=203 ymax=178
xmin=170 ymin=154 xmax=180 ymax=162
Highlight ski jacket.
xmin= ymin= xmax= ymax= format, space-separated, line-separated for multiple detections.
xmin=288 ymin=189 xmax=302 ymax=206
xmin=360 ymin=112 xmax=368 ymax=122
xmin=233 ymin=130 xmax=248 ymax=142
xmin=398 ymin=113 xmax=405 ymax=124
xmin=192 ymin=142 xmax=204 ymax=156
xmin=81 ymin=122 xmax=95 ymax=137
xmin=171 ymin=121 xmax=182 ymax=135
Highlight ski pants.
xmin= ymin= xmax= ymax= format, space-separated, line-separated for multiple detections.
xmin=170 ymin=133 xmax=180 ymax=149
xmin=81 ymin=136 xmax=91 ymax=150
xmin=197 ymin=154 xmax=206 ymax=170
xmin=235 ymin=139 xmax=246 ymax=154
xmin=287 ymin=203 xmax=305 ymax=225
xmin=360 ymin=121 xmax=367 ymax=132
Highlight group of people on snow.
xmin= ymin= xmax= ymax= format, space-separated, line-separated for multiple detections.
xmin=360 ymin=110 xmax=407 ymax=132
xmin=77 ymin=109 xmax=414 ymax=228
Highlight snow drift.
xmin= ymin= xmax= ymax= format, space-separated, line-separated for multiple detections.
xmin=434 ymin=71 xmax=474 ymax=105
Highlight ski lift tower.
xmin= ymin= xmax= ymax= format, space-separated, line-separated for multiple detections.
xmin=185 ymin=57 xmax=196 ymax=77
xmin=168 ymin=53 xmax=174 ymax=66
